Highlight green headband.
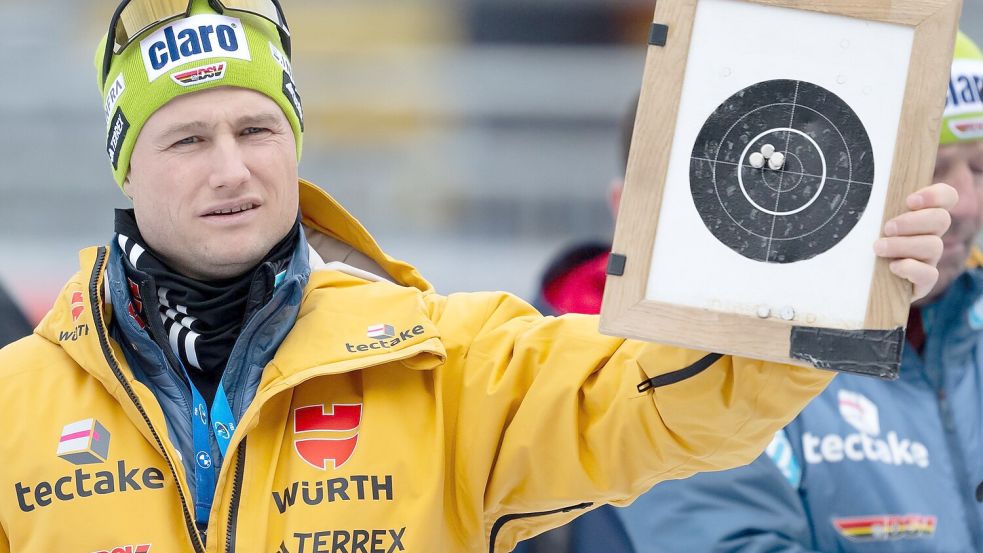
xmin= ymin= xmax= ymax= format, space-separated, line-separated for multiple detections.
xmin=95 ymin=0 xmax=304 ymax=188
xmin=942 ymin=31 xmax=983 ymax=145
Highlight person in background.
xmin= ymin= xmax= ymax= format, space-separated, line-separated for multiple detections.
xmin=615 ymin=31 xmax=983 ymax=553
xmin=0 ymin=283 xmax=31 ymax=348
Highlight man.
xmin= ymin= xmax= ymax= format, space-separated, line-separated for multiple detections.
xmin=616 ymin=31 xmax=983 ymax=553
xmin=0 ymin=283 xmax=31 ymax=348
xmin=0 ymin=1 xmax=954 ymax=551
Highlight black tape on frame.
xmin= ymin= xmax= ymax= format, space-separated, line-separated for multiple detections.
xmin=606 ymin=254 xmax=627 ymax=277
xmin=649 ymin=24 xmax=669 ymax=47
xmin=790 ymin=327 xmax=905 ymax=380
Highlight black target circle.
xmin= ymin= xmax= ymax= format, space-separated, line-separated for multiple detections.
xmin=689 ymin=79 xmax=874 ymax=264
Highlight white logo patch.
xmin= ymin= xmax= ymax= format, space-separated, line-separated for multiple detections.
xmin=838 ymin=389 xmax=880 ymax=436
xmin=269 ymin=42 xmax=293 ymax=76
xmin=140 ymin=14 xmax=250 ymax=83
xmin=104 ymin=74 xmax=126 ymax=126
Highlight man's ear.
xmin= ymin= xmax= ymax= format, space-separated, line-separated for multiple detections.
xmin=122 ymin=172 xmax=133 ymax=200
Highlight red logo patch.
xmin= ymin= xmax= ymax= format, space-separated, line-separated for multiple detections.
xmin=92 ymin=544 xmax=151 ymax=553
xmin=70 ymin=291 xmax=85 ymax=322
xmin=293 ymin=404 xmax=362 ymax=470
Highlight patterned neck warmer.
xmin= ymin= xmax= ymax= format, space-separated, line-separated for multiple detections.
xmin=114 ymin=209 xmax=298 ymax=377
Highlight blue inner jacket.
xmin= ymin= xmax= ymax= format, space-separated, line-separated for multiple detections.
xmin=105 ymin=230 xmax=311 ymax=515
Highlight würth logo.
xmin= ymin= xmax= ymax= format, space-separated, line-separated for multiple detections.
xmin=58 ymin=419 xmax=111 ymax=465
xmin=294 ymin=404 xmax=362 ymax=470
xmin=71 ymin=291 xmax=85 ymax=322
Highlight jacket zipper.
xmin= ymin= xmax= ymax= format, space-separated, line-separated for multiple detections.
xmin=89 ymin=247 xmax=206 ymax=553
xmin=224 ymin=440 xmax=247 ymax=553
xmin=487 ymin=502 xmax=592 ymax=553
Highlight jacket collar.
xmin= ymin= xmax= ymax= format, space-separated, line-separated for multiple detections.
xmin=901 ymin=265 xmax=983 ymax=384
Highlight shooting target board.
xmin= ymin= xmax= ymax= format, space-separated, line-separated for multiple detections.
xmin=600 ymin=0 xmax=961 ymax=378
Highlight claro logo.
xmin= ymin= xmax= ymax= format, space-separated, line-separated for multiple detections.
xmin=803 ymin=390 xmax=929 ymax=468
xmin=139 ymin=14 xmax=250 ymax=82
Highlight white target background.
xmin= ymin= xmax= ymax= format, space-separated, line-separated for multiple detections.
xmin=644 ymin=0 xmax=914 ymax=328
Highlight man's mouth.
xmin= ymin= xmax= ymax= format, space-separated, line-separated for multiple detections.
xmin=205 ymin=203 xmax=258 ymax=216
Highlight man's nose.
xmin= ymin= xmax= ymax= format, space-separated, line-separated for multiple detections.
xmin=208 ymin=138 xmax=251 ymax=189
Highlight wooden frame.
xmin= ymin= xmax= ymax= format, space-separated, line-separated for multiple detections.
xmin=599 ymin=0 xmax=961 ymax=378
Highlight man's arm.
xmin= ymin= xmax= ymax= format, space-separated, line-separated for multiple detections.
xmin=616 ymin=431 xmax=819 ymax=553
xmin=431 ymin=292 xmax=834 ymax=553
xmin=432 ymin=183 xmax=953 ymax=552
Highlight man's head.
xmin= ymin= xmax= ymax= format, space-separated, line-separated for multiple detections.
xmin=923 ymin=31 xmax=983 ymax=302
xmin=96 ymin=0 xmax=305 ymax=279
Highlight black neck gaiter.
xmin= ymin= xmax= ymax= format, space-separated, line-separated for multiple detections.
xmin=114 ymin=209 xmax=299 ymax=402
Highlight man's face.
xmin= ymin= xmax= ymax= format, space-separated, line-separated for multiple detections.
xmin=125 ymin=87 xmax=299 ymax=280
xmin=921 ymin=140 xmax=983 ymax=302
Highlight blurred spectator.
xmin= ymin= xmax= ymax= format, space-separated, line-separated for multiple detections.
xmin=615 ymin=31 xmax=983 ymax=553
xmin=0 ymin=283 xmax=32 ymax=348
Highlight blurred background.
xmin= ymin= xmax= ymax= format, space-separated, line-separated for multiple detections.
xmin=1 ymin=0 xmax=981 ymax=323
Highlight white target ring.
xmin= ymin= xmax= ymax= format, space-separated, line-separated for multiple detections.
xmin=737 ymin=128 xmax=826 ymax=216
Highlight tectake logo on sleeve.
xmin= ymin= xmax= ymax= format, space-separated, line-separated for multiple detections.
xmin=346 ymin=324 xmax=426 ymax=353
xmin=293 ymin=404 xmax=362 ymax=470
xmin=140 ymin=14 xmax=250 ymax=83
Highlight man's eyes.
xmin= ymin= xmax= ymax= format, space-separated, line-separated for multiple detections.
xmin=171 ymin=128 xmax=270 ymax=147
xmin=174 ymin=136 xmax=199 ymax=146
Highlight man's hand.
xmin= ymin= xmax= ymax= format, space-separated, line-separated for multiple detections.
xmin=873 ymin=182 xmax=957 ymax=301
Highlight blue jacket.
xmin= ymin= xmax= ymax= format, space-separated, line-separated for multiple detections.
xmin=616 ymin=268 xmax=983 ymax=552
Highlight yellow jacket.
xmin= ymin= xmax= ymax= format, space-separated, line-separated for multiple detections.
xmin=0 ymin=180 xmax=833 ymax=553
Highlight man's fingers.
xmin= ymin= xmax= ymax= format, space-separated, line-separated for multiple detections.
xmin=907 ymin=182 xmax=958 ymax=211
xmin=874 ymin=235 xmax=944 ymax=264
xmin=883 ymin=208 xmax=952 ymax=237
xmin=889 ymin=259 xmax=939 ymax=301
